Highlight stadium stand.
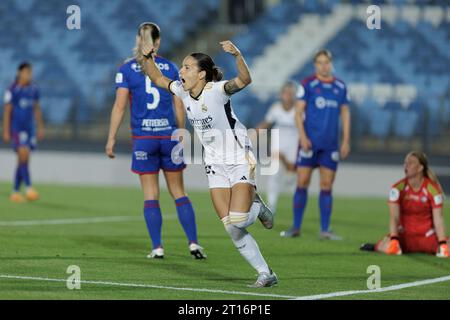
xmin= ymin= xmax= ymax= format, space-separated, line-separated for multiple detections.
xmin=216 ymin=1 xmax=450 ymax=143
xmin=0 ymin=0 xmax=221 ymax=126
xmin=0 ymin=0 xmax=448 ymax=149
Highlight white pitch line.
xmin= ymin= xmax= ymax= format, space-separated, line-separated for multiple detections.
xmin=1 ymin=274 xmax=449 ymax=300
xmin=0 ymin=215 xmax=173 ymax=226
xmin=0 ymin=274 xmax=299 ymax=299
xmin=294 ymin=275 xmax=450 ymax=300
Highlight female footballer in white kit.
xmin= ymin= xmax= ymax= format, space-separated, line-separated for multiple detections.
xmin=140 ymin=40 xmax=278 ymax=287
xmin=256 ymin=81 xmax=299 ymax=213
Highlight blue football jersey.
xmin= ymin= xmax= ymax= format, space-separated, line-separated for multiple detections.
xmin=4 ymin=82 xmax=39 ymax=132
xmin=297 ymin=75 xmax=349 ymax=150
xmin=115 ymin=56 xmax=180 ymax=137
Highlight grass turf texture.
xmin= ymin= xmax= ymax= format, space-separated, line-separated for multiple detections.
xmin=0 ymin=182 xmax=449 ymax=300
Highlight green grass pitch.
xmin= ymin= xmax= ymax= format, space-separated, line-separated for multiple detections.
xmin=0 ymin=182 xmax=449 ymax=300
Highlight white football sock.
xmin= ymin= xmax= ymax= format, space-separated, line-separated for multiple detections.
xmin=267 ymin=170 xmax=281 ymax=213
xmin=222 ymin=216 xmax=270 ymax=274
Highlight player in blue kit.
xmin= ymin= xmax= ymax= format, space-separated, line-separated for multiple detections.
xmin=281 ymin=50 xmax=351 ymax=240
xmin=2 ymin=62 xmax=45 ymax=203
xmin=106 ymin=22 xmax=206 ymax=259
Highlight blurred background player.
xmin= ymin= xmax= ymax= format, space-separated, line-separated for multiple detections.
xmin=140 ymin=39 xmax=278 ymax=287
xmin=256 ymin=81 xmax=298 ymax=213
xmin=2 ymin=62 xmax=44 ymax=203
xmin=281 ymin=49 xmax=351 ymax=240
xmin=361 ymin=151 xmax=448 ymax=258
xmin=106 ymin=22 xmax=206 ymax=259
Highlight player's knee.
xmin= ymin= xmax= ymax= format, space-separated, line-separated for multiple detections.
xmin=221 ymin=215 xmax=246 ymax=234
xmin=297 ymin=177 xmax=310 ymax=188
xmin=319 ymin=177 xmax=334 ymax=190
xmin=18 ymin=156 xmax=28 ymax=165
xmin=143 ymin=190 xmax=159 ymax=201
xmin=168 ymin=186 xmax=186 ymax=200
xmin=17 ymin=150 xmax=29 ymax=164
xmin=320 ymin=182 xmax=333 ymax=190
xmin=229 ymin=211 xmax=251 ymax=229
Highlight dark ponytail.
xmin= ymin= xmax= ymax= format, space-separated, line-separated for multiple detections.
xmin=190 ymin=53 xmax=223 ymax=82
xmin=212 ymin=66 xmax=223 ymax=81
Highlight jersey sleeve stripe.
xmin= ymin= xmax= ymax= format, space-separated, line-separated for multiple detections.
xmin=392 ymin=180 xmax=406 ymax=191
xmin=168 ymin=80 xmax=175 ymax=95
xmin=426 ymin=181 xmax=441 ymax=196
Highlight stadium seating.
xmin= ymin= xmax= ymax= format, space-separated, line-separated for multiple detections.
xmin=0 ymin=0 xmax=448 ymax=144
xmin=213 ymin=1 xmax=450 ymax=138
xmin=0 ymin=0 xmax=220 ymax=125
xmin=370 ymin=108 xmax=393 ymax=140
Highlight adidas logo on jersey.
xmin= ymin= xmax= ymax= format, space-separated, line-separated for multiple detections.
xmin=240 ymin=176 xmax=247 ymax=181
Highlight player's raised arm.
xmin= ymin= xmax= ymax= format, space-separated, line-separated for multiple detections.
xmin=221 ymin=41 xmax=252 ymax=95
xmin=140 ymin=43 xmax=171 ymax=91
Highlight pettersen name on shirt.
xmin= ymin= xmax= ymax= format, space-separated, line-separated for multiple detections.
xmin=141 ymin=118 xmax=172 ymax=131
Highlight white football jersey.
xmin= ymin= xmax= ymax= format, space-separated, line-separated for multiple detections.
xmin=265 ymin=102 xmax=298 ymax=158
xmin=169 ymin=80 xmax=252 ymax=165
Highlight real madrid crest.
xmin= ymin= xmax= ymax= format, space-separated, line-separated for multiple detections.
xmin=201 ymin=104 xmax=208 ymax=112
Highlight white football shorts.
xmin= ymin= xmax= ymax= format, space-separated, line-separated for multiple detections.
xmin=204 ymin=152 xmax=257 ymax=189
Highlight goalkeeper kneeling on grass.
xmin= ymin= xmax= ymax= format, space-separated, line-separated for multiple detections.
xmin=361 ymin=151 xmax=449 ymax=258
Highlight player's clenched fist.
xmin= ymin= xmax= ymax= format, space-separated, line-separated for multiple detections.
xmin=105 ymin=138 xmax=115 ymax=159
xmin=220 ymin=41 xmax=241 ymax=57
xmin=299 ymin=136 xmax=312 ymax=151
xmin=141 ymin=42 xmax=155 ymax=59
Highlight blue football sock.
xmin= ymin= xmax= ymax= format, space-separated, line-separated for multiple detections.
xmin=20 ymin=163 xmax=31 ymax=187
xmin=14 ymin=165 xmax=22 ymax=192
xmin=143 ymin=200 xmax=163 ymax=249
xmin=175 ymin=196 xmax=198 ymax=244
xmin=293 ymin=187 xmax=308 ymax=231
xmin=319 ymin=190 xmax=333 ymax=232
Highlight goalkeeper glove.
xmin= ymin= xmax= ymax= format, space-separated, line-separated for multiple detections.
xmin=436 ymin=238 xmax=449 ymax=258
xmin=386 ymin=235 xmax=402 ymax=255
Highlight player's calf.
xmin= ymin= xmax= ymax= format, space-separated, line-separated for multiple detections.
xmin=253 ymin=193 xmax=274 ymax=229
